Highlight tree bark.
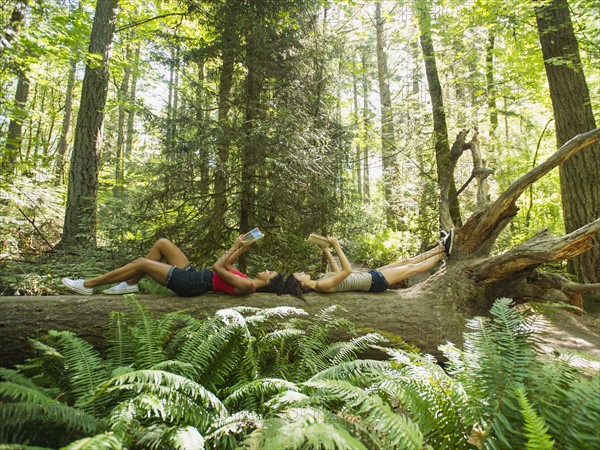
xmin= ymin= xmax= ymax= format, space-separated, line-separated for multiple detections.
xmin=535 ymin=0 xmax=600 ymax=284
xmin=59 ymin=0 xmax=119 ymax=250
xmin=2 ymin=72 xmax=29 ymax=175
xmin=55 ymin=57 xmax=77 ymax=185
xmin=414 ymin=0 xmax=461 ymax=230
xmin=375 ymin=2 xmax=398 ymax=229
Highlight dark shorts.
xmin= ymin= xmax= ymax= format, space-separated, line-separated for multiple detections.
xmin=368 ymin=270 xmax=389 ymax=292
xmin=165 ymin=264 xmax=213 ymax=297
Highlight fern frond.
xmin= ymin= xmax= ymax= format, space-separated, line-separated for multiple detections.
xmin=60 ymin=432 xmax=126 ymax=449
xmin=224 ymin=378 xmax=300 ymax=412
xmin=176 ymin=316 xmax=250 ymax=391
xmin=540 ymin=370 xmax=600 ymax=449
xmin=48 ymin=330 xmax=109 ymax=413
xmin=135 ymin=424 xmax=205 ymax=450
xmin=127 ymin=299 xmax=166 ymax=368
xmin=304 ymin=379 xmax=424 ymax=449
xmin=0 ymin=402 xmax=101 ymax=445
xmin=206 ymin=411 xmax=263 ymax=450
xmin=0 ymin=381 xmax=59 ymax=405
xmin=97 ymin=370 xmax=225 ymax=431
xmin=371 ymin=349 xmax=474 ymax=449
xmin=515 ymin=386 xmax=554 ymax=450
xmin=328 ymin=333 xmax=386 ymax=366
xmin=243 ymin=306 xmax=309 ymax=330
xmin=308 ymin=359 xmax=390 ymax=384
xmin=105 ymin=312 xmax=136 ymax=370
xmin=242 ymin=411 xmax=369 ymax=450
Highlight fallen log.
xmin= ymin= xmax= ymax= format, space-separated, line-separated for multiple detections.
xmin=0 ymin=287 xmax=469 ymax=368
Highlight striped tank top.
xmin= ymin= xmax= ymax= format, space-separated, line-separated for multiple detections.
xmin=322 ymin=272 xmax=372 ymax=292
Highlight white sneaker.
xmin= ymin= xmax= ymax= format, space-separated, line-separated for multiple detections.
xmin=62 ymin=278 xmax=94 ymax=296
xmin=440 ymin=228 xmax=455 ymax=255
xmin=102 ymin=281 xmax=139 ymax=295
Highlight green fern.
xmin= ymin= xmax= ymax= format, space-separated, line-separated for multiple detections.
xmin=127 ymin=300 xmax=167 ymax=368
xmin=205 ymin=411 xmax=263 ymax=450
xmin=60 ymin=432 xmax=126 ymax=449
xmin=47 ymin=330 xmax=110 ymax=414
xmin=224 ymin=378 xmax=300 ymax=413
xmin=241 ymin=408 xmax=369 ymax=450
xmin=303 ymin=379 xmax=424 ymax=449
xmin=105 ymin=312 xmax=136 ymax=369
xmin=515 ymin=386 xmax=554 ymax=450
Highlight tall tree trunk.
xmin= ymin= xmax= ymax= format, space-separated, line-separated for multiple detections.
xmin=361 ymin=46 xmax=371 ymax=202
xmin=54 ymin=58 xmax=77 ymax=185
xmin=125 ymin=43 xmax=140 ymax=160
xmin=352 ymin=57 xmax=362 ymax=200
xmin=213 ymin=18 xmax=236 ymax=245
xmin=59 ymin=0 xmax=119 ymax=250
xmin=414 ymin=0 xmax=461 ymax=230
xmin=115 ymin=45 xmax=132 ymax=185
xmin=2 ymin=73 xmax=29 ymax=176
xmin=535 ymin=0 xmax=600 ymax=284
xmin=196 ymin=57 xmax=210 ymax=197
xmin=240 ymin=30 xmax=262 ymax=244
xmin=375 ymin=2 xmax=398 ymax=229
xmin=485 ymin=32 xmax=498 ymax=134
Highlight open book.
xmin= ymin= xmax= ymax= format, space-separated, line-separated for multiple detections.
xmin=307 ymin=233 xmax=329 ymax=246
xmin=242 ymin=228 xmax=264 ymax=243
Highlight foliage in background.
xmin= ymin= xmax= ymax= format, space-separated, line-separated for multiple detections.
xmin=1 ymin=0 xmax=598 ymax=289
xmin=0 ymin=298 xmax=597 ymax=449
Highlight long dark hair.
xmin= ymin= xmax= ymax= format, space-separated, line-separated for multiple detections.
xmin=281 ymin=274 xmax=312 ymax=301
xmin=255 ymin=273 xmax=284 ymax=294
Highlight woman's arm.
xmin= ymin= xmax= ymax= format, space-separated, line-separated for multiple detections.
xmin=321 ymin=246 xmax=340 ymax=272
xmin=213 ymin=235 xmax=255 ymax=295
xmin=315 ymin=237 xmax=352 ymax=293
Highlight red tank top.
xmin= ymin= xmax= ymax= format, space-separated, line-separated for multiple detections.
xmin=211 ymin=269 xmax=253 ymax=295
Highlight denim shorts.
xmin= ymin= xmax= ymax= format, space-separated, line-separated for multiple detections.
xmin=165 ymin=264 xmax=213 ymax=297
xmin=368 ymin=270 xmax=390 ymax=292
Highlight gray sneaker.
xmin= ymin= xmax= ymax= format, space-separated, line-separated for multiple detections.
xmin=102 ymin=281 xmax=139 ymax=295
xmin=62 ymin=278 xmax=94 ymax=295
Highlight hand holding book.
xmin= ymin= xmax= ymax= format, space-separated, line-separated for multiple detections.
xmin=242 ymin=228 xmax=264 ymax=244
xmin=307 ymin=233 xmax=329 ymax=247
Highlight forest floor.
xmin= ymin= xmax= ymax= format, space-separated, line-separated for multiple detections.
xmin=525 ymin=303 xmax=599 ymax=374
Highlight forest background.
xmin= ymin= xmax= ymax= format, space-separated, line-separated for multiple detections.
xmin=0 ymin=0 xmax=598 ymax=295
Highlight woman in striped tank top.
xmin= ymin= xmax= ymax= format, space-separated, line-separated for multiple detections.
xmin=292 ymin=230 xmax=454 ymax=294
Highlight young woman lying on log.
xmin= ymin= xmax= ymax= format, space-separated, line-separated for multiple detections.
xmin=288 ymin=231 xmax=454 ymax=295
xmin=62 ymin=233 xmax=281 ymax=297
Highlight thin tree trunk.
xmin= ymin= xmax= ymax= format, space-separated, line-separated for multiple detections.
xmin=375 ymin=2 xmax=398 ymax=229
xmin=213 ymin=18 xmax=236 ymax=244
xmin=361 ymin=46 xmax=371 ymax=202
xmin=535 ymin=0 xmax=600 ymax=284
xmin=125 ymin=43 xmax=140 ymax=160
xmin=485 ymin=32 xmax=498 ymax=134
xmin=115 ymin=45 xmax=131 ymax=185
xmin=414 ymin=0 xmax=462 ymax=230
xmin=55 ymin=58 xmax=77 ymax=184
xmin=2 ymin=73 xmax=29 ymax=176
xmin=59 ymin=0 xmax=119 ymax=250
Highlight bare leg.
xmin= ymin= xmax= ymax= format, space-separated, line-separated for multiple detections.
xmin=84 ymin=239 xmax=191 ymax=288
xmin=379 ymin=246 xmax=445 ymax=286
xmin=376 ymin=243 xmax=445 ymax=271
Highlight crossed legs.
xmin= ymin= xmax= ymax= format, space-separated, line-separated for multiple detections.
xmin=82 ymin=239 xmax=191 ymax=288
xmin=377 ymin=243 xmax=445 ymax=286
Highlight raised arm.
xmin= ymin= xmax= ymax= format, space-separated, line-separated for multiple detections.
xmin=315 ymin=237 xmax=352 ymax=293
xmin=213 ymin=234 xmax=255 ymax=295
xmin=321 ymin=246 xmax=340 ymax=272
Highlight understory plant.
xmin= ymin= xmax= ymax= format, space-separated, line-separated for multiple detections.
xmin=0 ymin=298 xmax=598 ymax=449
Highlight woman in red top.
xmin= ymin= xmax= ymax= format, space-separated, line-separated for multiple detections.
xmin=61 ymin=233 xmax=280 ymax=297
